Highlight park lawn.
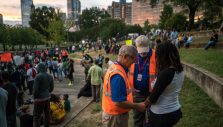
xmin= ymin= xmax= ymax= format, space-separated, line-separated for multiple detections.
xmin=175 ymin=78 xmax=223 ymax=127
xmin=66 ymin=78 xmax=223 ymax=127
xmin=179 ymin=48 xmax=223 ymax=77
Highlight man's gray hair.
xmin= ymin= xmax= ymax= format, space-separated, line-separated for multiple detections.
xmin=119 ymin=45 xmax=137 ymax=57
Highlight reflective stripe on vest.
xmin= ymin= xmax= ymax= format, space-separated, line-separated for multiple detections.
xmin=129 ymin=50 xmax=156 ymax=93
xmin=102 ymin=64 xmax=133 ymax=115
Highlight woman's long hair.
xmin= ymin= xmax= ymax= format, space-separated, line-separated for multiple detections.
xmin=155 ymin=42 xmax=183 ymax=74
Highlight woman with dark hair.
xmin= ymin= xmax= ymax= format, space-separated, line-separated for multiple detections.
xmin=144 ymin=42 xmax=184 ymax=127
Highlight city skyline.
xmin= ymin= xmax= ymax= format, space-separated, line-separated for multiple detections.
xmin=0 ymin=0 xmax=131 ymax=25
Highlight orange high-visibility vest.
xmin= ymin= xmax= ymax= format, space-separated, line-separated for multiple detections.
xmin=1 ymin=52 xmax=12 ymax=62
xmin=129 ymin=50 xmax=156 ymax=93
xmin=102 ymin=63 xmax=133 ymax=115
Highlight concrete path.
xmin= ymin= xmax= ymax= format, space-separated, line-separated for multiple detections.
xmin=51 ymin=63 xmax=92 ymax=127
xmin=16 ymin=60 xmax=92 ymax=127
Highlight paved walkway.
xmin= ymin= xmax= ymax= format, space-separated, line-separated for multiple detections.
xmin=52 ymin=62 xmax=92 ymax=127
xmin=17 ymin=62 xmax=92 ymax=127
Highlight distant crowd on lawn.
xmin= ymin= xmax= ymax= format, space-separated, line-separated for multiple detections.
xmin=146 ymin=29 xmax=219 ymax=50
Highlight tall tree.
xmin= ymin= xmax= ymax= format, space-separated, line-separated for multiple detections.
xmin=137 ymin=0 xmax=205 ymax=30
xmin=99 ymin=19 xmax=126 ymax=40
xmin=79 ymin=7 xmax=110 ymax=30
xmin=30 ymin=6 xmax=60 ymax=39
xmin=143 ymin=20 xmax=151 ymax=33
xmin=47 ymin=20 xmax=65 ymax=46
xmin=0 ymin=24 xmax=11 ymax=51
xmin=203 ymin=0 xmax=223 ymax=24
xmin=159 ymin=4 xmax=173 ymax=28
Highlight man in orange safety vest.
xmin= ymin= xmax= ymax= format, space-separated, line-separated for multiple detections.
xmin=102 ymin=45 xmax=146 ymax=127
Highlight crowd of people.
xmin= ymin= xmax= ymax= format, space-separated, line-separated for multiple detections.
xmin=147 ymin=29 xmax=220 ymax=50
xmin=0 ymin=27 xmax=220 ymax=127
xmin=101 ymin=35 xmax=184 ymax=127
xmin=0 ymin=48 xmax=73 ymax=127
xmin=77 ymin=34 xmax=185 ymax=127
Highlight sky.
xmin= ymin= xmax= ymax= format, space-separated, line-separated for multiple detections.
xmin=0 ymin=0 xmax=131 ymax=25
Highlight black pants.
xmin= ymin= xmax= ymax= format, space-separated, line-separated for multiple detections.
xmin=28 ymin=80 xmax=34 ymax=95
xmin=133 ymin=94 xmax=147 ymax=127
xmin=7 ymin=113 xmax=17 ymax=127
xmin=148 ymin=109 xmax=182 ymax=127
xmin=21 ymin=77 xmax=26 ymax=91
xmin=33 ymin=100 xmax=50 ymax=127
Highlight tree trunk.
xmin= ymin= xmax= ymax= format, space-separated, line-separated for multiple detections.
xmin=3 ymin=43 xmax=6 ymax=51
xmin=19 ymin=45 xmax=22 ymax=50
xmin=11 ymin=45 xmax=15 ymax=51
xmin=188 ymin=8 xmax=196 ymax=31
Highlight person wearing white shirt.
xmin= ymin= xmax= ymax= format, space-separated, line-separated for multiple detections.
xmin=13 ymin=54 xmax=22 ymax=66
xmin=26 ymin=64 xmax=36 ymax=95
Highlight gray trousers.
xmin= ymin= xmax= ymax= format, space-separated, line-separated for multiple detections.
xmin=91 ymin=85 xmax=100 ymax=102
xmin=102 ymin=112 xmax=129 ymax=127
xmin=133 ymin=94 xmax=147 ymax=127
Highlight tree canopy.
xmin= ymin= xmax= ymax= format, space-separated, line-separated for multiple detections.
xmin=30 ymin=6 xmax=61 ymax=39
xmin=79 ymin=7 xmax=110 ymax=30
xmin=138 ymin=0 xmax=223 ymax=30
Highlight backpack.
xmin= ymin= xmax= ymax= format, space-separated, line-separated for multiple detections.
xmin=32 ymin=68 xmax=37 ymax=78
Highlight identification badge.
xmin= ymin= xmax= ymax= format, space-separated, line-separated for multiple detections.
xmin=137 ymin=74 xmax=142 ymax=81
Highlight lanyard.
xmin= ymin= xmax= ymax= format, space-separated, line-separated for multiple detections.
xmin=138 ymin=57 xmax=148 ymax=73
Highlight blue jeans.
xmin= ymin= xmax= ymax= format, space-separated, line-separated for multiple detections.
xmin=204 ymin=41 xmax=217 ymax=50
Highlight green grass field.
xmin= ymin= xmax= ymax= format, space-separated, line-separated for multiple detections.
xmin=179 ymin=48 xmax=223 ymax=77
xmin=175 ymin=78 xmax=223 ymax=127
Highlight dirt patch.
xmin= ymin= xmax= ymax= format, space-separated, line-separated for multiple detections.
xmin=66 ymin=102 xmax=135 ymax=127
xmin=66 ymin=102 xmax=102 ymax=127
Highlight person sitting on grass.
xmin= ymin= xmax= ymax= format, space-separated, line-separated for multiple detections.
xmin=204 ymin=30 xmax=219 ymax=50
xmin=185 ymin=34 xmax=193 ymax=48
xmin=63 ymin=94 xmax=71 ymax=113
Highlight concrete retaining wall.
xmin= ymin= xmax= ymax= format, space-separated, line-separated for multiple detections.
xmin=182 ymin=61 xmax=223 ymax=109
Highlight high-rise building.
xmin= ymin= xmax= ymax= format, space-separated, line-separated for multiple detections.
xmin=125 ymin=3 xmax=132 ymax=24
xmin=132 ymin=0 xmax=164 ymax=26
xmin=0 ymin=14 xmax=3 ymax=24
xmin=120 ymin=0 xmax=126 ymax=4
xmin=21 ymin=0 xmax=34 ymax=27
xmin=109 ymin=1 xmax=132 ymax=24
xmin=67 ymin=0 xmax=81 ymax=21
xmin=107 ymin=6 xmax=112 ymax=17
